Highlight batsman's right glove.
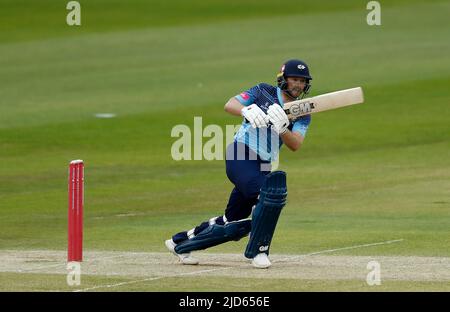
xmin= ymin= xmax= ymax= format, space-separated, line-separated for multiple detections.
xmin=267 ymin=104 xmax=290 ymax=135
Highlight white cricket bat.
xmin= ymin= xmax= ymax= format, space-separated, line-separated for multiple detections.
xmin=284 ymin=87 xmax=364 ymax=120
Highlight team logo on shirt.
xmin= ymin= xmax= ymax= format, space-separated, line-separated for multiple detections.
xmin=240 ymin=92 xmax=250 ymax=101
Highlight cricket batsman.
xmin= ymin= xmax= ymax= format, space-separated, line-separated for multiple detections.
xmin=166 ymin=59 xmax=312 ymax=268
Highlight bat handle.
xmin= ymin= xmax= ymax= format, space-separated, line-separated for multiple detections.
xmin=244 ymin=118 xmax=274 ymax=127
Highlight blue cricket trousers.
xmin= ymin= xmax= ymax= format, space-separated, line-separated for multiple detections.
xmin=171 ymin=141 xmax=271 ymax=244
xmin=224 ymin=141 xmax=271 ymax=221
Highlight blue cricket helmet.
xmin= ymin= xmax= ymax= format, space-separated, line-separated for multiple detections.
xmin=277 ymin=59 xmax=312 ymax=97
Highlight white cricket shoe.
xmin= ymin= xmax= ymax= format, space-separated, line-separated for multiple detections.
xmin=165 ymin=239 xmax=199 ymax=265
xmin=252 ymin=253 xmax=271 ymax=269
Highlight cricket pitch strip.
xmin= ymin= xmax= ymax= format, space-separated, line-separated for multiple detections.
xmin=1 ymin=247 xmax=449 ymax=292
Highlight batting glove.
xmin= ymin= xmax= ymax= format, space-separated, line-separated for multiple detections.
xmin=267 ymin=104 xmax=290 ymax=135
xmin=241 ymin=104 xmax=269 ymax=128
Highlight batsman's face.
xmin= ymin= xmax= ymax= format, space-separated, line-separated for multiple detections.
xmin=286 ymin=77 xmax=306 ymax=97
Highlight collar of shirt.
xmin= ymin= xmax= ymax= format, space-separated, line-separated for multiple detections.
xmin=276 ymin=87 xmax=284 ymax=107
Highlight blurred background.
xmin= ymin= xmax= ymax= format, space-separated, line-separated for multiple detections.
xmin=0 ymin=0 xmax=449 ymax=275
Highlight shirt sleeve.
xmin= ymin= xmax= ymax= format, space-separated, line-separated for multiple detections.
xmin=291 ymin=115 xmax=311 ymax=137
xmin=234 ymin=85 xmax=260 ymax=106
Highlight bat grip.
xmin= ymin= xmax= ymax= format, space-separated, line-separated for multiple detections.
xmin=244 ymin=118 xmax=274 ymax=126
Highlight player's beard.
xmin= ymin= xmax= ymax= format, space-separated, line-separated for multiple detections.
xmin=288 ymin=87 xmax=302 ymax=99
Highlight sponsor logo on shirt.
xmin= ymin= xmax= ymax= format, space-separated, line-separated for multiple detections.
xmin=240 ymin=92 xmax=250 ymax=101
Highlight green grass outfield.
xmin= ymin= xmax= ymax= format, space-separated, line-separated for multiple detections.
xmin=0 ymin=1 xmax=449 ymax=291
